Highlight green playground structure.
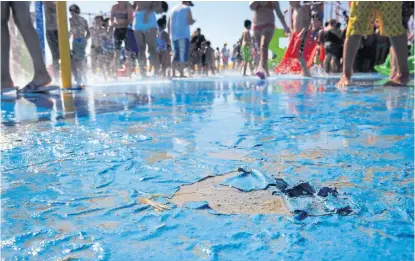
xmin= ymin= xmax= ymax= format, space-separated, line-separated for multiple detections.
xmin=375 ymin=45 xmax=414 ymax=76
xmin=268 ymin=28 xmax=287 ymax=69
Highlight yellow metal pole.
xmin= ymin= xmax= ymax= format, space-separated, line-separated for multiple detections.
xmin=56 ymin=1 xmax=71 ymax=88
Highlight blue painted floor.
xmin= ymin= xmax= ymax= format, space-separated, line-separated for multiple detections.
xmin=1 ymin=75 xmax=414 ymax=260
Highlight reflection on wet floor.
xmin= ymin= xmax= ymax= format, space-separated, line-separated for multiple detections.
xmin=1 ymin=76 xmax=414 ymax=260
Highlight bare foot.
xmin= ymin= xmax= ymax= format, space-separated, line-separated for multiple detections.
xmin=383 ymin=74 xmax=410 ymax=86
xmin=336 ymin=75 xmax=352 ymax=87
xmin=32 ymin=73 xmax=52 ymax=87
xmin=389 ymin=73 xmax=397 ymax=80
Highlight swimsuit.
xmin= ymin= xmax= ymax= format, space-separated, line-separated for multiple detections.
xmin=253 ymin=2 xmax=275 ymax=32
xmin=133 ymin=11 xmax=157 ymax=31
xmin=114 ymin=27 xmax=129 ymax=51
xmin=72 ymin=37 xmax=86 ymax=61
xmin=113 ymin=12 xmax=128 ymax=20
xmin=156 ymin=30 xmax=168 ymax=53
xmin=323 ymin=30 xmax=342 ymax=58
xmin=127 ymin=27 xmax=139 ymax=58
xmin=241 ymin=45 xmax=253 ymax=62
xmin=346 ymin=1 xmax=406 ymax=38
xmin=253 ymin=23 xmax=275 ymax=32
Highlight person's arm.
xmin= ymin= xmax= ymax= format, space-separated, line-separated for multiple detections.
xmin=274 ymin=2 xmax=290 ymax=34
xmin=167 ymin=15 xmax=171 ymax=37
xmin=128 ymin=5 xmax=134 ymax=24
xmin=110 ymin=5 xmax=115 ymax=24
xmin=187 ymin=8 xmax=195 ymax=25
xmin=68 ymin=18 xmax=73 ymax=39
xmin=85 ymin=19 xmax=91 ymax=40
xmin=165 ymin=32 xmax=172 ymax=52
xmin=241 ymin=32 xmax=246 ymax=45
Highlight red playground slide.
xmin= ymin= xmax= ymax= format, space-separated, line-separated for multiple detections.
xmin=274 ymin=30 xmax=318 ymax=74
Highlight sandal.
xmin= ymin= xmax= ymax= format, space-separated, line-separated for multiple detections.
xmin=256 ymin=71 xmax=265 ymax=80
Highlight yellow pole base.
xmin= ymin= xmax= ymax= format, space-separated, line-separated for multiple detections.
xmin=56 ymin=2 xmax=72 ymax=88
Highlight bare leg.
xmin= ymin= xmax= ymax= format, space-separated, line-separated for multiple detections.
xmin=1 ymin=2 xmax=13 ymax=88
xmin=387 ymin=34 xmax=409 ymax=85
xmin=145 ymin=28 xmax=159 ymax=76
xmin=253 ymin=30 xmax=262 ymax=73
xmin=323 ymin=55 xmax=331 ymax=73
xmin=12 ymin=1 xmax=50 ymax=86
xmin=248 ymin=61 xmax=254 ymax=75
xmin=179 ymin=62 xmax=185 ymax=77
xmin=242 ymin=61 xmax=247 ymax=76
xmin=336 ymin=34 xmax=362 ymax=87
xmin=389 ymin=46 xmax=397 ymax=79
xmin=46 ymin=30 xmax=60 ymax=81
xmin=262 ymin=28 xmax=274 ymax=77
xmin=331 ymin=57 xmax=340 ymax=73
xmin=172 ymin=61 xmax=177 ymax=77
xmin=134 ymin=30 xmax=146 ymax=77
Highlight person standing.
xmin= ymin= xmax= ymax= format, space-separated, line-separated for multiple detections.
xmin=241 ymin=20 xmax=254 ymax=76
xmin=337 ymin=1 xmax=409 ymax=87
xmin=89 ymin=15 xmax=105 ymax=76
xmin=110 ymin=1 xmax=133 ymax=71
xmin=221 ymin=43 xmax=229 ymax=71
xmin=215 ymin=47 xmax=221 ymax=72
xmin=69 ymin=4 xmax=90 ymax=86
xmin=250 ymin=1 xmax=290 ymax=79
xmin=133 ymin=1 xmax=166 ymax=77
xmin=1 ymin=1 xmax=53 ymax=93
xmin=168 ymin=1 xmax=195 ymax=78
xmin=43 ymin=1 xmax=60 ymax=83
xmin=191 ymin=28 xmax=206 ymax=73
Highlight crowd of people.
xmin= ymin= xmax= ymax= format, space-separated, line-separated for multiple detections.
xmin=1 ymin=1 xmax=414 ymax=93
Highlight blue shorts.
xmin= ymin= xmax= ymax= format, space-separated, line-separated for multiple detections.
xmin=72 ymin=37 xmax=86 ymax=61
xmin=173 ymin=39 xmax=189 ymax=63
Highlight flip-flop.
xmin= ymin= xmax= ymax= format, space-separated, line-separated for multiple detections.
xmin=256 ymin=71 xmax=265 ymax=80
xmin=18 ymin=82 xmax=59 ymax=93
xmin=1 ymin=86 xmax=18 ymax=94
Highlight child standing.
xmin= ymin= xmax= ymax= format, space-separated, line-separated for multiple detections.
xmin=89 ymin=15 xmax=105 ymax=76
xmin=241 ymin=20 xmax=254 ymax=76
xmin=157 ymin=15 xmax=171 ymax=77
xmin=204 ymin=41 xmax=216 ymax=75
xmin=221 ymin=43 xmax=229 ymax=71
xmin=215 ymin=47 xmax=221 ymax=72
xmin=69 ymin=4 xmax=90 ymax=85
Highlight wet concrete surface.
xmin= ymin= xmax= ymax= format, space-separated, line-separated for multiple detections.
xmin=1 ymin=75 xmax=414 ymax=260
